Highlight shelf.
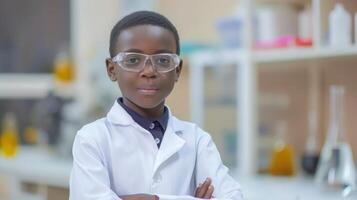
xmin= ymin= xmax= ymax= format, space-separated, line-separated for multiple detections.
xmin=254 ymin=46 xmax=357 ymax=63
xmin=0 ymin=73 xmax=75 ymax=99
xmin=204 ymin=93 xmax=290 ymax=109
xmin=189 ymin=46 xmax=357 ymax=68
xmin=188 ymin=49 xmax=245 ymax=68
xmin=254 ymin=0 xmax=309 ymax=6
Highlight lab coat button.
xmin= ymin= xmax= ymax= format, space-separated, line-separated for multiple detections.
xmin=153 ymin=174 xmax=162 ymax=184
xmin=151 ymin=180 xmax=159 ymax=189
xmin=155 ymin=138 xmax=160 ymax=144
xmin=151 ymin=183 xmax=157 ymax=188
xmin=149 ymin=123 xmax=155 ymax=129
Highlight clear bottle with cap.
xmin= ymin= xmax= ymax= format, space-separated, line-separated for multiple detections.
xmin=1 ymin=112 xmax=19 ymax=157
xmin=329 ymin=3 xmax=352 ymax=47
xmin=315 ymin=86 xmax=356 ymax=193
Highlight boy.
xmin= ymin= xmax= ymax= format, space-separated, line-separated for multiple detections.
xmin=70 ymin=11 xmax=243 ymax=200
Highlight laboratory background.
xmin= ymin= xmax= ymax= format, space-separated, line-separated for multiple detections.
xmin=1 ymin=0 xmax=357 ymax=199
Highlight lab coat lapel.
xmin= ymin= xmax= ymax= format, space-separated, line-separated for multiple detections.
xmin=108 ymin=101 xmax=186 ymax=173
xmin=153 ymin=116 xmax=185 ymax=174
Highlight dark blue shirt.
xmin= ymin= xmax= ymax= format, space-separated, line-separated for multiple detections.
xmin=117 ymin=98 xmax=168 ymax=148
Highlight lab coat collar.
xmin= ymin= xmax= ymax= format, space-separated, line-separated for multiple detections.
xmin=107 ymin=101 xmax=135 ymax=126
xmin=106 ymin=100 xmax=184 ymax=132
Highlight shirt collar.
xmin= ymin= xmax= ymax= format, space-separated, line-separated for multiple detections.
xmin=117 ymin=98 xmax=169 ymax=131
xmin=107 ymin=100 xmax=184 ymax=133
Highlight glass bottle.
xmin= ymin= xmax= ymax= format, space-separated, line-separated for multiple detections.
xmin=24 ymin=125 xmax=38 ymax=145
xmin=0 ymin=112 xmax=19 ymax=157
xmin=268 ymin=121 xmax=295 ymax=176
xmin=315 ymin=86 xmax=356 ymax=190
xmin=301 ymin=109 xmax=320 ymax=175
xmin=54 ymin=47 xmax=74 ymax=83
xmin=302 ymin=67 xmax=320 ymax=175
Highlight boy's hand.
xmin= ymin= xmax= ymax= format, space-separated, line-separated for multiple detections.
xmin=119 ymin=194 xmax=159 ymax=200
xmin=195 ymin=178 xmax=214 ymax=199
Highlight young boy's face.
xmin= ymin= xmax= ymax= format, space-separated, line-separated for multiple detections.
xmin=106 ymin=25 xmax=182 ymax=110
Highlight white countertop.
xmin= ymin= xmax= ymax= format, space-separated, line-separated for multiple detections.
xmin=0 ymin=146 xmax=72 ymax=188
xmin=0 ymin=146 xmax=356 ymax=199
xmin=239 ymin=175 xmax=356 ymax=200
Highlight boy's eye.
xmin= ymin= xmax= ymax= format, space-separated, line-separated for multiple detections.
xmin=156 ymin=57 xmax=171 ymax=65
xmin=124 ymin=56 xmax=141 ymax=65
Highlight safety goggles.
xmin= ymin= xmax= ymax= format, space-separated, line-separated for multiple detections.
xmin=112 ymin=52 xmax=180 ymax=73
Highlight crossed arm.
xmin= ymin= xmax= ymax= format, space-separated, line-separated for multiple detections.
xmin=70 ymin=131 xmax=242 ymax=200
xmin=120 ymin=178 xmax=214 ymax=200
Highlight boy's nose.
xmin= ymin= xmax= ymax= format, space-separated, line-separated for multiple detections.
xmin=141 ymin=59 xmax=157 ymax=78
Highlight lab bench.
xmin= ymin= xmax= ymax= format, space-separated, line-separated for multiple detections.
xmin=0 ymin=146 xmax=71 ymax=200
xmin=240 ymin=175 xmax=356 ymax=200
xmin=0 ymin=146 xmax=355 ymax=200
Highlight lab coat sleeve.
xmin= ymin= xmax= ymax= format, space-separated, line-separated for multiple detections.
xmin=194 ymin=130 xmax=243 ymax=200
xmin=69 ymin=133 xmax=120 ymax=200
xmin=156 ymin=130 xmax=244 ymax=200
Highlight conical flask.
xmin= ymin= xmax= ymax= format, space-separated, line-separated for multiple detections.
xmin=315 ymin=86 xmax=356 ymax=190
xmin=268 ymin=121 xmax=295 ymax=176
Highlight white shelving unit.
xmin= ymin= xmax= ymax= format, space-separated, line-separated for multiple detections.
xmin=0 ymin=74 xmax=76 ymax=99
xmin=0 ymin=1 xmax=119 ymax=199
xmin=188 ymin=0 xmax=357 ymax=176
xmin=0 ymin=0 xmax=124 ymax=199
xmin=0 ymin=74 xmax=53 ymax=99
xmin=254 ymin=46 xmax=357 ymax=63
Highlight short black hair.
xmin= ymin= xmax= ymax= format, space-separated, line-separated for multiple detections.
xmin=109 ymin=10 xmax=180 ymax=57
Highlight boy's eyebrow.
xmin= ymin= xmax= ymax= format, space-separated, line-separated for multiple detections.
xmin=123 ymin=49 xmax=174 ymax=54
xmin=153 ymin=49 xmax=174 ymax=54
xmin=124 ymin=48 xmax=144 ymax=53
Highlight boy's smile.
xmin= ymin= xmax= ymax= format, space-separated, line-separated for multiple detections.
xmin=106 ymin=25 xmax=182 ymax=118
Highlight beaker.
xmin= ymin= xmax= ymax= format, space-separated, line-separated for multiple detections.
xmin=315 ymin=86 xmax=356 ymax=191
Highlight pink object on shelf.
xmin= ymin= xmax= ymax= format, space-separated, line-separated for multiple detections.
xmin=255 ymin=35 xmax=313 ymax=50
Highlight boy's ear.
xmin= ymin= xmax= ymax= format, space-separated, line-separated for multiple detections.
xmin=106 ymin=58 xmax=117 ymax=81
xmin=175 ymin=59 xmax=183 ymax=82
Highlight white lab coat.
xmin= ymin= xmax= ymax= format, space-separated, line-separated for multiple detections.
xmin=70 ymin=101 xmax=243 ymax=200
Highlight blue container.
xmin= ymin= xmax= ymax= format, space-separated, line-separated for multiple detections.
xmin=215 ymin=17 xmax=243 ymax=48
